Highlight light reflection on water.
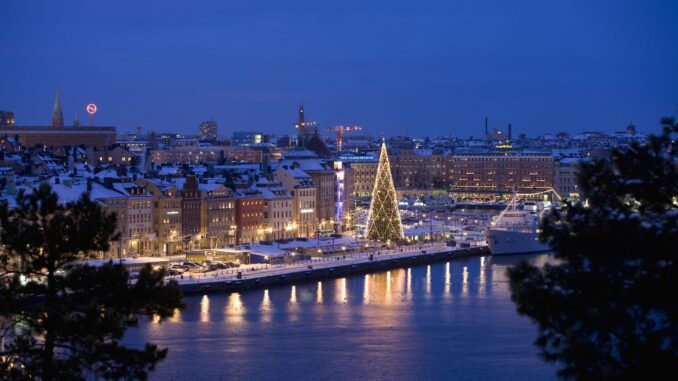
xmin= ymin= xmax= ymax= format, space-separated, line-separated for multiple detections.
xmin=128 ymin=254 xmax=557 ymax=381
xmin=199 ymin=295 xmax=209 ymax=323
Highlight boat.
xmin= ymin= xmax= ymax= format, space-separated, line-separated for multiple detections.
xmin=485 ymin=190 xmax=559 ymax=256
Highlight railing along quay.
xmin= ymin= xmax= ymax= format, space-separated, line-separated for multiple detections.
xmin=174 ymin=244 xmax=489 ymax=294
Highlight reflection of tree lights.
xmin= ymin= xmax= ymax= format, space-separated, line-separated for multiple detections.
xmin=200 ymin=295 xmax=210 ymax=323
xmin=407 ymin=268 xmax=412 ymax=294
xmin=363 ymin=274 xmax=370 ymax=303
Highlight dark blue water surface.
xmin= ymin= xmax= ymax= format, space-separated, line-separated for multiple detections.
xmin=127 ymin=254 xmax=557 ymax=380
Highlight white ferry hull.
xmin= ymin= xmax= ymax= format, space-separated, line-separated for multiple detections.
xmin=485 ymin=229 xmax=550 ymax=256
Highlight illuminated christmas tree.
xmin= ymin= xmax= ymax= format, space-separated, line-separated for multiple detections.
xmin=366 ymin=141 xmax=404 ymax=242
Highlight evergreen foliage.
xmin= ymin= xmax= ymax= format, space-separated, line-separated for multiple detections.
xmin=0 ymin=184 xmax=184 ymax=381
xmin=508 ymin=117 xmax=678 ymax=379
xmin=366 ymin=141 xmax=404 ymax=242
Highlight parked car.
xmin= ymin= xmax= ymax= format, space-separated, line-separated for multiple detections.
xmin=182 ymin=261 xmax=200 ymax=269
xmin=166 ymin=268 xmax=183 ymax=276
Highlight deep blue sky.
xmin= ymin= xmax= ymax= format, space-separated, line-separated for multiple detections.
xmin=2 ymin=0 xmax=677 ymax=137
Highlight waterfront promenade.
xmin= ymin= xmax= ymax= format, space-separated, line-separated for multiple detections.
xmin=169 ymin=242 xmax=489 ymax=293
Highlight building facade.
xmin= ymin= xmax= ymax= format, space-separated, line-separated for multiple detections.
xmin=274 ymin=166 xmax=318 ymax=238
xmin=448 ymin=153 xmax=554 ymax=196
xmin=199 ymin=120 xmax=218 ymax=142
xmin=235 ymin=194 xmax=265 ymax=245
xmin=181 ymin=175 xmax=203 ymax=249
xmin=201 ymin=183 xmax=236 ymax=248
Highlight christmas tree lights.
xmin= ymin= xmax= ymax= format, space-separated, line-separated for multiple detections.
xmin=366 ymin=141 xmax=404 ymax=241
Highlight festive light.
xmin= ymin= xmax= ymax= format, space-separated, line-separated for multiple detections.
xmin=365 ymin=141 xmax=404 ymax=241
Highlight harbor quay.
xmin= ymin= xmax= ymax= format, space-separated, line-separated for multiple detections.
xmin=171 ymin=242 xmax=489 ymax=294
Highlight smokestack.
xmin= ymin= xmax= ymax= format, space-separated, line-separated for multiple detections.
xmin=508 ymin=123 xmax=512 ymax=140
xmin=484 ymin=117 xmax=488 ymax=137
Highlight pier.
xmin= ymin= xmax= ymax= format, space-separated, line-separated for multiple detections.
xmin=173 ymin=243 xmax=490 ymax=294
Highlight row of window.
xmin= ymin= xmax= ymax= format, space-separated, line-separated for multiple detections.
xmin=129 ymin=213 xmax=150 ymax=223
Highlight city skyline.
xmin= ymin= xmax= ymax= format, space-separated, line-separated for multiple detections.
xmin=2 ymin=0 xmax=677 ymax=137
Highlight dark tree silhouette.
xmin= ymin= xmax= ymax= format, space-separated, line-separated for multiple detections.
xmin=508 ymin=117 xmax=678 ymax=379
xmin=0 ymin=184 xmax=184 ymax=381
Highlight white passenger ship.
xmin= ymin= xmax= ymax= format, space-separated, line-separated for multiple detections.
xmin=485 ymin=190 xmax=559 ymax=256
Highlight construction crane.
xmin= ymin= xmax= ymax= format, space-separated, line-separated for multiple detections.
xmin=326 ymin=125 xmax=362 ymax=151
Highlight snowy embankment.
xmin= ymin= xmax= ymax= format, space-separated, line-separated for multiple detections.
xmin=170 ymin=242 xmax=489 ymax=293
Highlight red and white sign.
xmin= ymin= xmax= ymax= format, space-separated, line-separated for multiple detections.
xmin=86 ymin=103 xmax=97 ymax=115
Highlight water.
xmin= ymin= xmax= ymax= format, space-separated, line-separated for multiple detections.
xmin=128 ymin=254 xmax=557 ymax=380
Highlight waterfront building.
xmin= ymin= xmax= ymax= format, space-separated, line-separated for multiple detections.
xmin=235 ymin=192 xmax=265 ymax=245
xmin=136 ymin=178 xmax=183 ymax=256
xmin=180 ymin=175 xmax=203 ymax=250
xmin=255 ymin=179 xmax=295 ymax=240
xmin=277 ymin=148 xmax=337 ymax=234
xmin=110 ymin=182 xmax=154 ymax=255
xmin=201 ymin=183 xmax=236 ymax=248
xmin=199 ymin=119 xmax=218 ymax=142
xmin=274 ymin=166 xmax=318 ymax=238
xmin=96 ymin=189 xmax=130 ymax=259
xmin=448 ymin=152 xmax=554 ymax=197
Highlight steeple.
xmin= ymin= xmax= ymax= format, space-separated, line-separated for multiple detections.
xmin=295 ymin=104 xmax=306 ymax=146
xmin=52 ymin=84 xmax=64 ymax=128
xmin=298 ymin=104 xmax=305 ymax=126
xmin=297 ymin=105 xmax=305 ymax=144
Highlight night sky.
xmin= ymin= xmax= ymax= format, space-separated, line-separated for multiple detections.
xmin=2 ymin=0 xmax=677 ymax=137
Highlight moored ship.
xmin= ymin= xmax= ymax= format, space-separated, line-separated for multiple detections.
xmin=485 ymin=191 xmax=559 ymax=256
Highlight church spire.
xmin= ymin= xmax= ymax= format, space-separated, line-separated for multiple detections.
xmin=296 ymin=104 xmax=305 ymax=146
xmin=52 ymin=84 xmax=64 ymax=128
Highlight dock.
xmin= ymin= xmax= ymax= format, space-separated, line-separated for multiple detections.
xmin=173 ymin=243 xmax=490 ymax=294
